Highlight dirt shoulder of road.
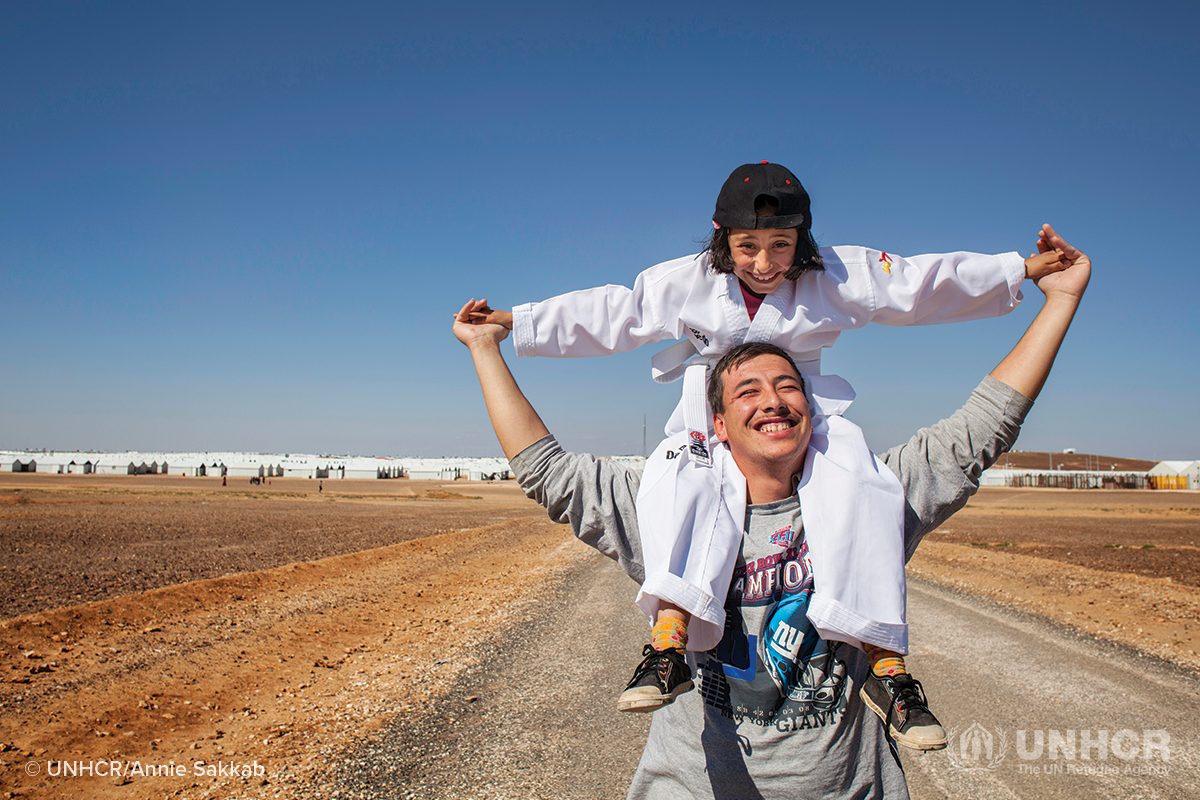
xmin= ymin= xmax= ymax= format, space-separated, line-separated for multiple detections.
xmin=1 ymin=479 xmax=595 ymax=800
xmin=908 ymin=542 xmax=1200 ymax=672
xmin=909 ymin=487 xmax=1200 ymax=674
xmin=1 ymin=482 xmax=1198 ymax=799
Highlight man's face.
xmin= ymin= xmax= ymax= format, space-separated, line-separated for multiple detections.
xmin=727 ymin=227 xmax=798 ymax=296
xmin=712 ymin=354 xmax=812 ymax=475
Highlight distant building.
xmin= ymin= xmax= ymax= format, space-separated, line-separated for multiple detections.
xmin=980 ymin=467 xmax=1152 ymax=490
xmin=1148 ymin=460 xmax=1200 ymax=490
xmin=0 ymin=449 xmax=515 ymax=481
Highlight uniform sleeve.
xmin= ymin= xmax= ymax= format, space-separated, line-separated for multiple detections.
xmin=511 ymin=256 xmax=699 ymax=358
xmin=827 ymin=246 xmax=1026 ymax=327
xmin=879 ymin=376 xmax=1033 ymax=562
xmin=509 ymin=435 xmax=646 ymax=584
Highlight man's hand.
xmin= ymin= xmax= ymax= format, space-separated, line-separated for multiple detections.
xmin=1024 ymin=223 xmax=1091 ymax=282
xmin=1032 ymin=225 xmax=1090 ymax=302
xmin=452 ymin=299 xmax=550 ymax=459
xmin=453 ymin=299 xmax=511 ymax=349
xmin=1037 ymin=223 xmax=1080 ymax=260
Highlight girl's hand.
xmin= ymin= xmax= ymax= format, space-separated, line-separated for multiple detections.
xmin=1024 ymin=249 xmax=1068 ymax=281
xmin=454 ymin=298 xmax=513 ymax=330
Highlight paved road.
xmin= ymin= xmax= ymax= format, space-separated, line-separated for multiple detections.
xmin=323 ymin=555 xmax=1199 ymax=799
xmin=900 ymin=579 xmax=1199 ymax=800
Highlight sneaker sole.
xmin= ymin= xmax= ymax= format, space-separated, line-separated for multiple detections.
xmin=858 ymin=686 xmax=948 ymax=751
xmin=617 ymin=680 xmax=695 ymax=713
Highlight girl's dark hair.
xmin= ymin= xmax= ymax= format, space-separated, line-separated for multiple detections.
xmin=702 ymin=224 xmax=825 ymax=280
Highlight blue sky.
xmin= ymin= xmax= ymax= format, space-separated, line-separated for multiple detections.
xmin=2 ymin=1 xmax=1197 ymax=460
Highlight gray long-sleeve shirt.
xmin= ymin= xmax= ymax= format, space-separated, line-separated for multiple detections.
xmin=511 ymin=376 xmax=1031 ymax=799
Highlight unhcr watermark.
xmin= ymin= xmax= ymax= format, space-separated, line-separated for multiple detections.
xmin=946 ymin=723 xmax=1171 ymax=776
xmin=22 ymin=758 xmax=266 ymax=780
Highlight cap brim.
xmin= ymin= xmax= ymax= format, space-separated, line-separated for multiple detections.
xmin=750 ymin=213 xmax=808 ymax=230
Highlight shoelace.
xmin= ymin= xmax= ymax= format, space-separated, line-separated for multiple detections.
xmin=628 ymin=644 xmax=684 ymax=684
xmin=889 ymin=676 xmax=928 ymax=712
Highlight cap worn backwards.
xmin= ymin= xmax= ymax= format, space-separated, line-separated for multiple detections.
xmin=713 ymin=161 xmax=811 ymax=231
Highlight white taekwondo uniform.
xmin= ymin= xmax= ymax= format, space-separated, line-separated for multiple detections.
xmin=513 ymin=245 xmax=1025 ymax=652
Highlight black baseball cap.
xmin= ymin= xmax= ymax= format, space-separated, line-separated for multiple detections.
xmin=712 ymin=162 xmax=811 ymax=230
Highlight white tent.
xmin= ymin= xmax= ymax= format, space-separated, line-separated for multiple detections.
xmin=1150 ymin=460 xmax=1200 ymax=488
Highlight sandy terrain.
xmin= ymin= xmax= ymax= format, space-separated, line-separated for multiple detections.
xmin=910 ymin=488 xmax=1200 ymax=672
xmin=1 ymin=475 xmax=1198 ymax=799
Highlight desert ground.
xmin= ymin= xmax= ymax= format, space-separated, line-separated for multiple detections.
xmin=1 ymin=473 xmax=1198 ymax=799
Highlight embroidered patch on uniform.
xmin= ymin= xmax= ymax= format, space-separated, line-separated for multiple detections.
xmin=878 ymin=252 xmax=893 ymax=275
xmin=688 ymin=327 xmax=711 ymax=347
xmin=688 ymin=430 xmax=711 ymax=466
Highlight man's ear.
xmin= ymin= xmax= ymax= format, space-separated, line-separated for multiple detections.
xmin=713 ymin=413 xmax=729 ymax=443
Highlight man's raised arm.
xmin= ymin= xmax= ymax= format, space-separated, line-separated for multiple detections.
xmin=453 ymin=299 xmax=550 ymax=460
xmin=452 ymin=299 xmax=647 ymax=581
xmin=990 ymin=224 xmax=1091 ymax=399
xmin=888 ymin=228 xmax=1091 ymax=559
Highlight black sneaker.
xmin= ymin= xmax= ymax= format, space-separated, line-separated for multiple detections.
xmin=616 ymin=644 xmax=694 ymax=713
xmin=860 ymin=672 xmax=948 ymax=751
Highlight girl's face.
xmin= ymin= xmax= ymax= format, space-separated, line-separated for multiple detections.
xmin=727 ymin=228 xmax=798 ymax=296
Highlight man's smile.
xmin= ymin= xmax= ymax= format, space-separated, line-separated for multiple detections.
xmin=755 ymin=418 xmax=797 ymax=434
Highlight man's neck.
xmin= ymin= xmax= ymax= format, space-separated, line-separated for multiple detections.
xmin=743 ymin=467 xmax=802 ymax=505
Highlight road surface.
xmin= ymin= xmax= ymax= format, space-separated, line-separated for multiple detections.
xmin=319 ymin=554 xmax=1199 ymax=799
